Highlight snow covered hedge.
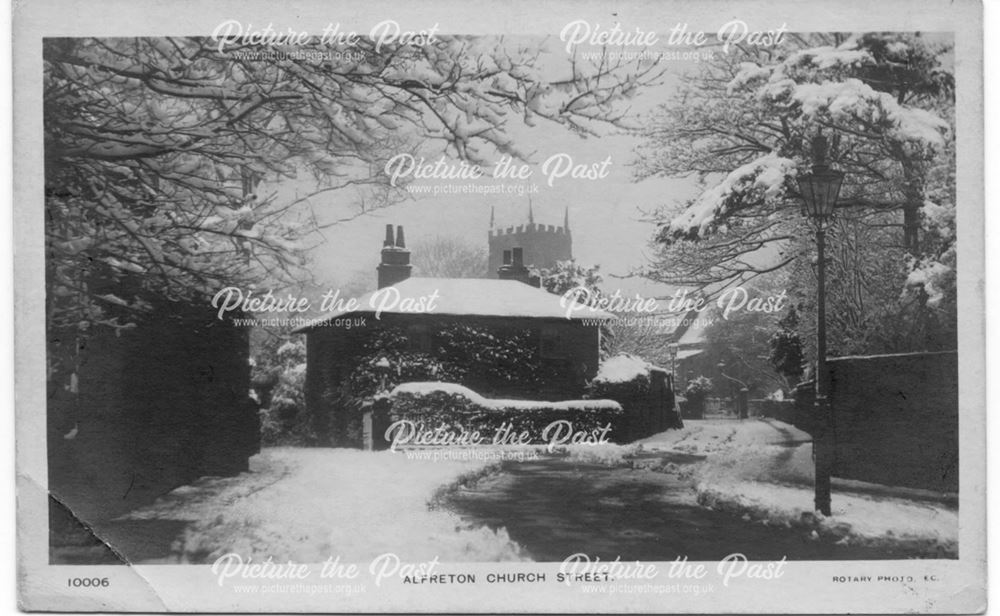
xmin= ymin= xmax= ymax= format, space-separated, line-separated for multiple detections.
xmin=586 ymin=354 xmax=683 ymax=437
xmin=588 ymin=354 xmax=655 ymax=397
xmin=388 ymin=382 xmax=625 ymax=444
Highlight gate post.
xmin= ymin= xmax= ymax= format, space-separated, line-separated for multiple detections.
xmin=363 ymin=395 xmax=392 ymax=451
xmin=737 ymin=388 xmax=749 ymax=420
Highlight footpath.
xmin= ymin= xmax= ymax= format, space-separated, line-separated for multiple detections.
xmin=639 ymin=419 xmax=957 ymax=558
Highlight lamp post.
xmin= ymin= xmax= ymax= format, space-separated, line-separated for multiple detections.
xmin=796 ymin=134 xmax=845 ymax=516
xmin=667 ymin=342 xmax=679 ymax=389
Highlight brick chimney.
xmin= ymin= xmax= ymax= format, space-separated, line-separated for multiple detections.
xmin=497 ymin=246 xmax=540 ymax=287
xmin=377 ymin=224 xmax=412 ymax=289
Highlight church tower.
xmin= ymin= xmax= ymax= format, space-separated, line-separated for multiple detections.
xmin=487 ymin=204 xmax=572 ymax=278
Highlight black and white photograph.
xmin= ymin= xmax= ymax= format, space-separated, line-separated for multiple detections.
xmin=13 ymin=0 xmax=985 ymax=612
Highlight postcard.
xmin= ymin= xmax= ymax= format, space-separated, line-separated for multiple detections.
xmin=14 ymin=0 xmax=985 ymax=612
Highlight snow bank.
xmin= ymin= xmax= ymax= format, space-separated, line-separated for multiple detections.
xmin=641 ymin=419 xmax=957 ymax=557
xmin=560 ymin=442 xmax=642 ymax=467
xmin=697 ymin=481 xmax=957 ymax=557
xmin=120 ymin=448 xmax=528 ymax=564
xmin=390 ymin=382 xmax=621 ymax=413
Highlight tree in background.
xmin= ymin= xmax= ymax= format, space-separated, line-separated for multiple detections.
xmin=700 ymin=278 xmax=794 ymax=396
xmin=411 ymin=235 xmax=488 ymax=278
xmin=535 ymin=260 xmax=621 ymax=357
xmin=635 ymin=33 xmax=955 ymax=355
xmin=768 ymin=305 xmax=805 ymax=384
xmin=602 ymin=313 xmax=675 ymax=368
xmin=537 ymin=259 xmax=603 ymax=296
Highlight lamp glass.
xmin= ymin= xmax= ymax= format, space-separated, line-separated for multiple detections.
xmin=797 ymin=166 xmax=844 ymax=219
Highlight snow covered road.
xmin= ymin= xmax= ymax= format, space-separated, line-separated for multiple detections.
xmin=89 ymin=420 xmax=956 ymax=565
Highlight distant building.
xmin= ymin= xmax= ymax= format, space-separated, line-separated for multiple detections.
xmin=487 ymin=204 xmax=572 ymax=277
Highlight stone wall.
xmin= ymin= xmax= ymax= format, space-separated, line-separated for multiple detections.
xmin=827 ymin=351 xmax=958 ymax=493
xmin=47 ymin=310 xmax=255 ymax=529
xmin=794 ymin=351 xmax=958 ymax=493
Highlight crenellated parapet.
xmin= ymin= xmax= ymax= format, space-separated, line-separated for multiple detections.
xmin=488 ymin=222 xmax=571 ymax=237
xmin=487 ymin=206 xmax=573 ymax=278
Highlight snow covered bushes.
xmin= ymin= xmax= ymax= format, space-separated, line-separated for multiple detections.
xmin=588 ymin=354 xmax=654 ymax=398
xmin=681 ymin=376 xmax=713 ymax=419
xmin=586 ymin=353 xmax=683 ymax=438
xmin=252 ymin=337 xmax=314 ymax=446
xmin=388 ymin=382 xmax=625 ymax=444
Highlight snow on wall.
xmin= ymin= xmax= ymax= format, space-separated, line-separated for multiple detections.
xmin=390 ymin=381 xmax=620 ymax=412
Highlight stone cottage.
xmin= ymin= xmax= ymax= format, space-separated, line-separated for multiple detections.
xmin=292 ymin=224 xmax=613 ymax=445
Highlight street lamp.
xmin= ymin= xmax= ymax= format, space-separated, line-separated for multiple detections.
xmin=666 ymin=342 xmax=679 ymax=389
xmin=797 ymin=134 xmax=845 ymax=516
xmin=797 ymin=136 xmax=844 ymax=221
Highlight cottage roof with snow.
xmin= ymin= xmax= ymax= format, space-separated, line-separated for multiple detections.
xmin=291 ymin=276 xmax=614 ymax=333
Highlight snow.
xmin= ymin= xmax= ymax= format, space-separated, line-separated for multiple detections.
xmin=921 ymin=199 xmax=955 ymax=240
xmin=593 ymin=353 xmax=662 ymax=384
xmin=783 ymin=46 xmax=873 ymax=72
xmin=640 ymin=419 xmax=957 ymax=556
xmin=905 ymin=257 xmax=952 ymax=307
xmin=102 ymin=420 xmax=957 ymax=564
xmin=826 ymin=349 xmax=956 ymax=362
xmin=562 ymin=442 xmax=641 ymax=466
xmin=391 ymin=382 xmax=621 ymax=412
xmin=669 ymin=153 xmax=796 ymax=237
xmin=728 ymin=44 xmax=872 ymax=93
xmin=675 ymin=349 xmax=703 ymax=360
xmin=727 ymin=62 xmax=772 ymax=92
xmin=54 ymin=237 xmax=96 ymax=254
xmin=276 ymin=340 xmax=303 ymax=358
xmin=886 ymin=41 xmax=910 ymax=55
xmin=697 ymin=482 xmax=956 ymax=555
xmin=115 ymin=448 xmax=528 ymax=564
xmin=292 ymin=277 xmax=615 ymax=333
xmin=762 ymin=78 xmax=948 ymax=147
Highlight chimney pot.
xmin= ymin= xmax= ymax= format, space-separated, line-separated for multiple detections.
xmin=497 ymin=246 xmax=535 ymax=286
xmin=377 ymin=224 xmax=411 ymax=288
